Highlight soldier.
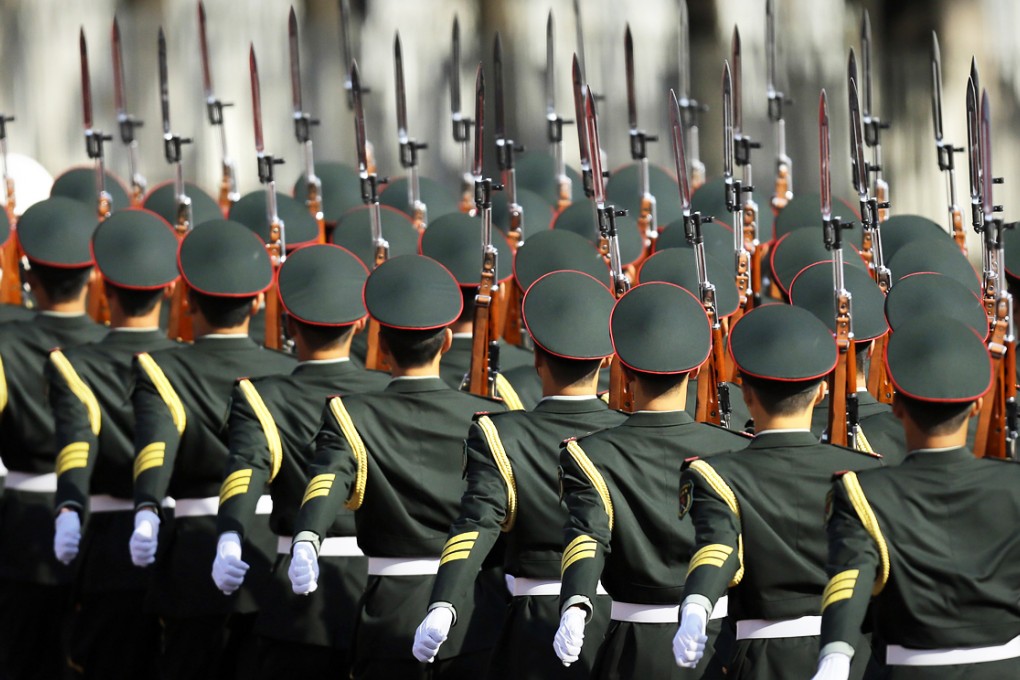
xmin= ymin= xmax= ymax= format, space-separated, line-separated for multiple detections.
xmin=812 ymin=317 xmax=1020 ymax=680
xmin=672 ymin=304 xmax=883 ymax=679
xmin=213 ymin=243 xmax=387 ymax=678
xmin=413 ymin=269 xmax=627 ymax=678
xmin=553 ymin=282 xmax=750 ymax=679
xmin=47 ymin=209 xmax=181 ymax=678
xmin=0 ymin=196 xmax=108 ymax=680
xmin=789 ymin=262 xmax=903 ymax=462
xmin=288 ymin=254 xmax=507 ymax=680
xmin=129 ymin=219 xmax=296 ymax=678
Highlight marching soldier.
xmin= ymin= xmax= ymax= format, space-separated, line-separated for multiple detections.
xmin=47 ymin=209 xmax=181 ymax=678
xmin=554 ymin=282 xmax=749 ymax=679
xmin=0 ymin=196 xmax=108 ymax=680
xmin=813 ymin=317 xmax=1020 ymax=679
xmin=414 ymin=269 xmax=627 ymax=678
xmin=672 ymin=304 xmax=883 ymax=679
xmin=213 ymin=243 xmax=387 ymax=678
xmin=288 ymin=254 xmax=508 ymax=680
xmin=129 ymin=219 xmax=296 ymax=678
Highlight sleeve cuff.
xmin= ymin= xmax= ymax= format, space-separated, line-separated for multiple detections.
xmin=680 ymin=594 xmax=715 ymax=617
xmin=428 ymin=602 xmax=458 ymax=626
xmin=55 ymin=501 xmax=84 ymax=516
xmin=292 ymin=531 xmax=321 ymax=554
xmin=561 ymin=595 xmax=594 ymax=622
xmin=819 ymin=641 xmax=856 ymax=660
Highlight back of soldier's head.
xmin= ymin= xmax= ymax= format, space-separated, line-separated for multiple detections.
xmin=18 ymin=197 xmax=97 ymax=305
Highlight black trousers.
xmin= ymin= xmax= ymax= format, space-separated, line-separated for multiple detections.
xmin=66 ymin=589 xmax=159 ymax=679
xmin=158 ymin=612 xmax=259 ymax=680
xmin=0 ymin=579 xmax=69 ymax=680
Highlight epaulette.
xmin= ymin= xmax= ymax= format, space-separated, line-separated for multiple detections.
xmin=471 ymin=410 xmax=494 ymax=422
xmin=680 ymin=456 xmax=700 ymax=471
xmin=831 ymin=469 xmax=851 ymax=482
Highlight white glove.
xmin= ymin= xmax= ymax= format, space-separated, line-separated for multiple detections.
xmin=673 ymin=602 xmax=709 ymax=668
xmin=211 ymin=532 xmax=249 ymax=595
xmin=129 ymin=509 xmax=160 ymax=567
xmin=412 ymin=606 xmax=454 ymax=663
xmin=552 ymin=606 xmax=587 ymax=666
xmin=53 ymin=511 xmax=81 ymax=564
xmin=288 ymin=540 xmax=319 ymax=595
xmin=811 ymin=652 xmax=852 ymax=680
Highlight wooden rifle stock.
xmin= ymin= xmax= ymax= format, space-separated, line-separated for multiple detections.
xmin=87 ymin=198 xmax=112 ymax=324
xmin=695 ymin=326 xmax=726 ymax=425
xmin=364 ymin=244 xmax=388 ymax=372
xmin=866 ymin=334 xmax=894 ymax=403
xmin=771 ymin=161 xmax=791 ymax=213
xmin=556 ymin=176 xmax=572 ymax=213
xmin=501 ymin=229 xmax=523 ymax=347
xmin=951 ymin=206 xmax=966 ymax=254
xmin=875 ymin=178 xmax=890 ymax=223
xmin=0 ymin=209 xmax=22 ymax=305
xmin=827 ymin=292 xmax=855 ymax=446
xmin=217 ymin=163 xmax=235 ymax=216
xmin=975 ymin=304 xmax=1011 ymax=458
xmin=742 ymin=203 xmax=761 ymax=306
xmin=167 ymin=224 xmax=193 ymax=342
xmin=467 ymin=248 xmax=497 ymax=397
xmin=638 ymin=191 xmax=656 ymax=259
xmin=306 ymin=181 xmax=326 ymax=244
xmin=262 ymin=221 xmax=284 ymax=350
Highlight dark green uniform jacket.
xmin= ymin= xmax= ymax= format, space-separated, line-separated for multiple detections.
xmin=132 ymin=335 xmax=295 ymax=617
xmin=0 ymin=313 xmax=107 ymax=585
xmin=811 ymin=391 xmax=907 ymax=465
xmin=0 ymin=304 xmax=33 ymax=324
xmin=439 ymin=334 xmax=533 ymax=410
xmin=680 ymin=430 xmax=883 ymax=680
xmin=217 ymin=358 xmax=387 ymax=649
xmin=292 ymin=376 xmax=507 ymax=667
xmin=560 ymin=411 xmax=749 ymax=680
xmin=48 ymin=328 xmax=179 ymax=594
xmin=429 ymin=396 xmax=627 ymax=679
xmin=821 ymin=448 xmax=1020 ymax=679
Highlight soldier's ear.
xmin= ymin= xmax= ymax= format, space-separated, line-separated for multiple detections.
xmin=162 ymin=282 xmax=176 ymax=300
xmin=813 ymin=381 xmax=827 ymax=406
xmin=250 ymin=293 xmax=264 ymax=317
xmin=599 ymin=356 xmax=612 ymax=370
xmin=439 ymin=327 xmax=454 ymax=355
xmin=969 ymin=398 xmax=982 ymax=418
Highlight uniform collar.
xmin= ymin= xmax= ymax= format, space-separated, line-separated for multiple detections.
xmin=903 ymin=446 xmax=973 ymax=465
xmin=624 ymin=410 xmax=696 ymax=427
xmin=103 ymin=328 xmax=168 ymax=346
xmin=533 ymin=395 xmax=608 ymax=414
xmin=193 ymin=335 xmax=260 ymax=351
xmin=385 ymin=375 xmax=449 ymax=393
xmin=33 ymin=312 xmax=98 ymax=331
xmin=748 ymin=429 xmax=820 ymax=448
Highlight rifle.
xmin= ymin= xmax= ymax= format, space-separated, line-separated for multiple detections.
xmin=449 ymin=16 xmax=474 ymax=214
xmin=494 ymin=33 xmax=526 ymax=347
xmin=819 ymin=89 xmax=858 ymax=448
xmin=860 ymin=11 xmax=890 ymax=223
xmin=394 ymin=32 xmax=428 ymax=232
xmin=930 ymin=32 xmax=966 ymax=254
xmin=766 ymin=0 xmax=793 ymax=212
xmin=624 ymin=24 xmax=659 ymax=257
xmin=583 ymin=83 xmax=632 ymax=412
xmin=288 ymin=8 xmax=324 ymax=244
xmin=669 ymin=88 xmax=728 ymax=427
xmin=249 ymin=45 xmax=286 ymax=351
xmin=849 ymin=51 xmax=893 ymax=403
xmin=352 ymin=60 xmax=389 ymax=371
xmin=198 ymin=1 xmax=238 ymax=215
xmin=467 ymin=64 xmax=501 ymax=398
xmin=722 ymin=61 xmax=751 ymax=322
xmin=973 ymin=89 xmax=1017 ymax=458
xmin=573 ymin=0 xmax=604 ymax=160
xmin=546 ymin=11 xmax=572 ymax=212
xmin=160 ymin=27 xmax=195 ymax=342
xmin=80 ymin=28 xmax=112 ymax=324
xmin=112 ymin=17 xmax=145 ymax=207
xmin=571 ymin=55 xmax=599 ymax=245
xmin=677 ymin=0 xmax=706 ymax=191
xmin=731 ymin=27 xmax=762 ymax=306
xmin=339 ymin=0 xmax=375 ymax=175
xmin=0 ymin=112 xmax=21 ymax=305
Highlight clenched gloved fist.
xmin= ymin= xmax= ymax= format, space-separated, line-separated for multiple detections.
xmin=412 ymin=606 xmax=454 ymax=663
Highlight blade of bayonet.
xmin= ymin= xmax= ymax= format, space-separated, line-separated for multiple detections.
xmin=250 ymin=45 xmax=264 ymax=154
xmin=572 ymin=53 xmax=590 ymax=167
xmin=351 ymin=60 xmax=368 ymax=174
xmin=112 ymin=18 xmax=127 ymax=119
xmin=849 ymin=76 xmax=867 ymax=197
xmin=967 ymin=75 xmax=980 ymax=202
xmin=494 ymin=33 xmax=506 ymax=141
xmin=80 ymin=29 xmax=93 ymax=130
xmin=473 ymin=64 xmax=484 ymax=178
xmin=574 ymin=0 xmax=588 ymax=82
xmin=339 ymin=0 xmax=355 ymax=107
xmin=722 ymin=61 xmax=734 ymax=179
xmin=731 ymin=26 xmax=742 ymax=134
xmin=395 ymin=32 xmax=408 ymax=141
xmin=861 ymin=10 xmax=873 ymax=119
xmin=766 ymin=0 xmax=776 ymax=96
xmin=980 ymin=89 xmax=992 ymax=221
xmin=450 ymin=16 xmax=462 ymax=117
xmin=970 ymin=58 xmax=980 ymax=100
xmin=584 ymin=84 xmax=605 ymax=205
xmin=289 ymin=7 xmax=303 ymax=116
xmin=198 ymin=1 xmax=213 ymax=99
xmin=678 ymin=0 xmax=691 ymax=101
xmin=820 ymin=89 xmax=831 ymax=221
xmin=625 ymin=24 xmax=637 ymax=131
xmin=669 ymin=89 xmax=691 ymax=212
xmin=546 ymin=11 xmax=556 ymax=116
xmin=158 ymin=28 xmax=171 ymax=135
xmin=930 ymin=31 xmax=943 ymax=142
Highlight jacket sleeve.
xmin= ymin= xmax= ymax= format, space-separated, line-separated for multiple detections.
xmin=131 ymin=353 xmax=185 ymax=513
xmin=47 ymin=351 xmax=101 ymax=514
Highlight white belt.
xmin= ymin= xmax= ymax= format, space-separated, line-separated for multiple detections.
xmin=367 ymin=557 xmax=440 ymax=576
xmin=886 ymin=634 xmax=1020 ymax=666
xmin=277 ymin=535 xmax=363 ymax=557
xmin=173 ymin=494 xmax=273 ymax=518
xmin=4 ymin=471 xmax=57 ymax=492
xmin=611 ymin=596 xmax=728 ymax=623
xmin=736 ymin=615 xmax=821 ymax=640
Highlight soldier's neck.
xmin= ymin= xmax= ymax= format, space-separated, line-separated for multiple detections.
xmin=108 ymin=297 xmax=162 ymax=330
xmin=631 ymin=376 xmax=688 ymax=412
xmin=32 ymin=286 xmax=88 ymax=315
xmin=192 ymin=315 xmax=251 ymax=338
xmin=750 ymin=408 xmax=814 ymax=433
xmin=540 ymin=370 xmax=599 ymax=398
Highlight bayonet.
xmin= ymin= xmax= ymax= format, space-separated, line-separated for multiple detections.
xmin=158 ymin=27 xmax=193 ymax=235
xmin=967 ymin=71 xmax=983 ymax=233
xmin=677 ymin=0 xmax=705 ymax=188
xmin=723 ymin=61 xmax=751 ymax=311
xmin=112 ymin=17 xmax=145 ymax=205
xmin=547 ymin=10 xmax=572 ymax=210
xmin=450 ymin=16 xmax=474 ymax=213
xmin=572 ymin=54 xmax=593 ymax=201
xmin=625 ymin=23 xmax=659 ymax=252
xmin=860 ymin=10 xmax=890 ymax=221
xmin=573 ymin=0 xmax=588 ymax=85
xmin=931 ymin=31 xmax=965 ymax=252
xmin=494 ymin=33 xmax=524 ymax=244
xmin=394 ymin=32 xmax=428 ymax=231
xmin=289 ymin=7 xmax=323 ymax=241
xmin=731 ymin=26 xmax=761 ymax=305
xmin=80 ymin=28 xmax=113 ymax=220
xmin=767 ymin=0 xmax=793 ymax=210
xmin=0 ymin=113 xmax=13 ymax=218
xmin=198 ymin=1 xmax=238 ymax=211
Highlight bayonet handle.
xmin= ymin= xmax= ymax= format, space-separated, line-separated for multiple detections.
xmin=86 ymin=131 xmax=113 ymax=160
xmin=206 ymin=99 xmax=234 ymax=126
xmin=257 ymin=155 xmax=284 ymax=184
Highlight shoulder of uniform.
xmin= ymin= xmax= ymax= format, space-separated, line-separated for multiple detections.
xmin=681 ymin=455 xmax=702 ymax=471
xmin=831 ymin=469 xmax=853 ymax=483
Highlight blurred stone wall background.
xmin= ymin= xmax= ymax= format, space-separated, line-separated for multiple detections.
xmin=0 ymin=0 xmax=1015 ymax=253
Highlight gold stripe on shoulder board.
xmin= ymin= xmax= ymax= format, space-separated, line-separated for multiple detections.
xmin=50 ymin=350 xmax=102 ymax=435
xmin=137 ymin=353 xmax=186 ymax=435
xmin=564 ymin=440 xmax=614 ymax=530
xmin=237 ymin=379 xmax=284 ymax=481
xmin=476 ymin=415 xmax=517 ymax=531
xmin=329 ymin=396 xmax=367 ymax=510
